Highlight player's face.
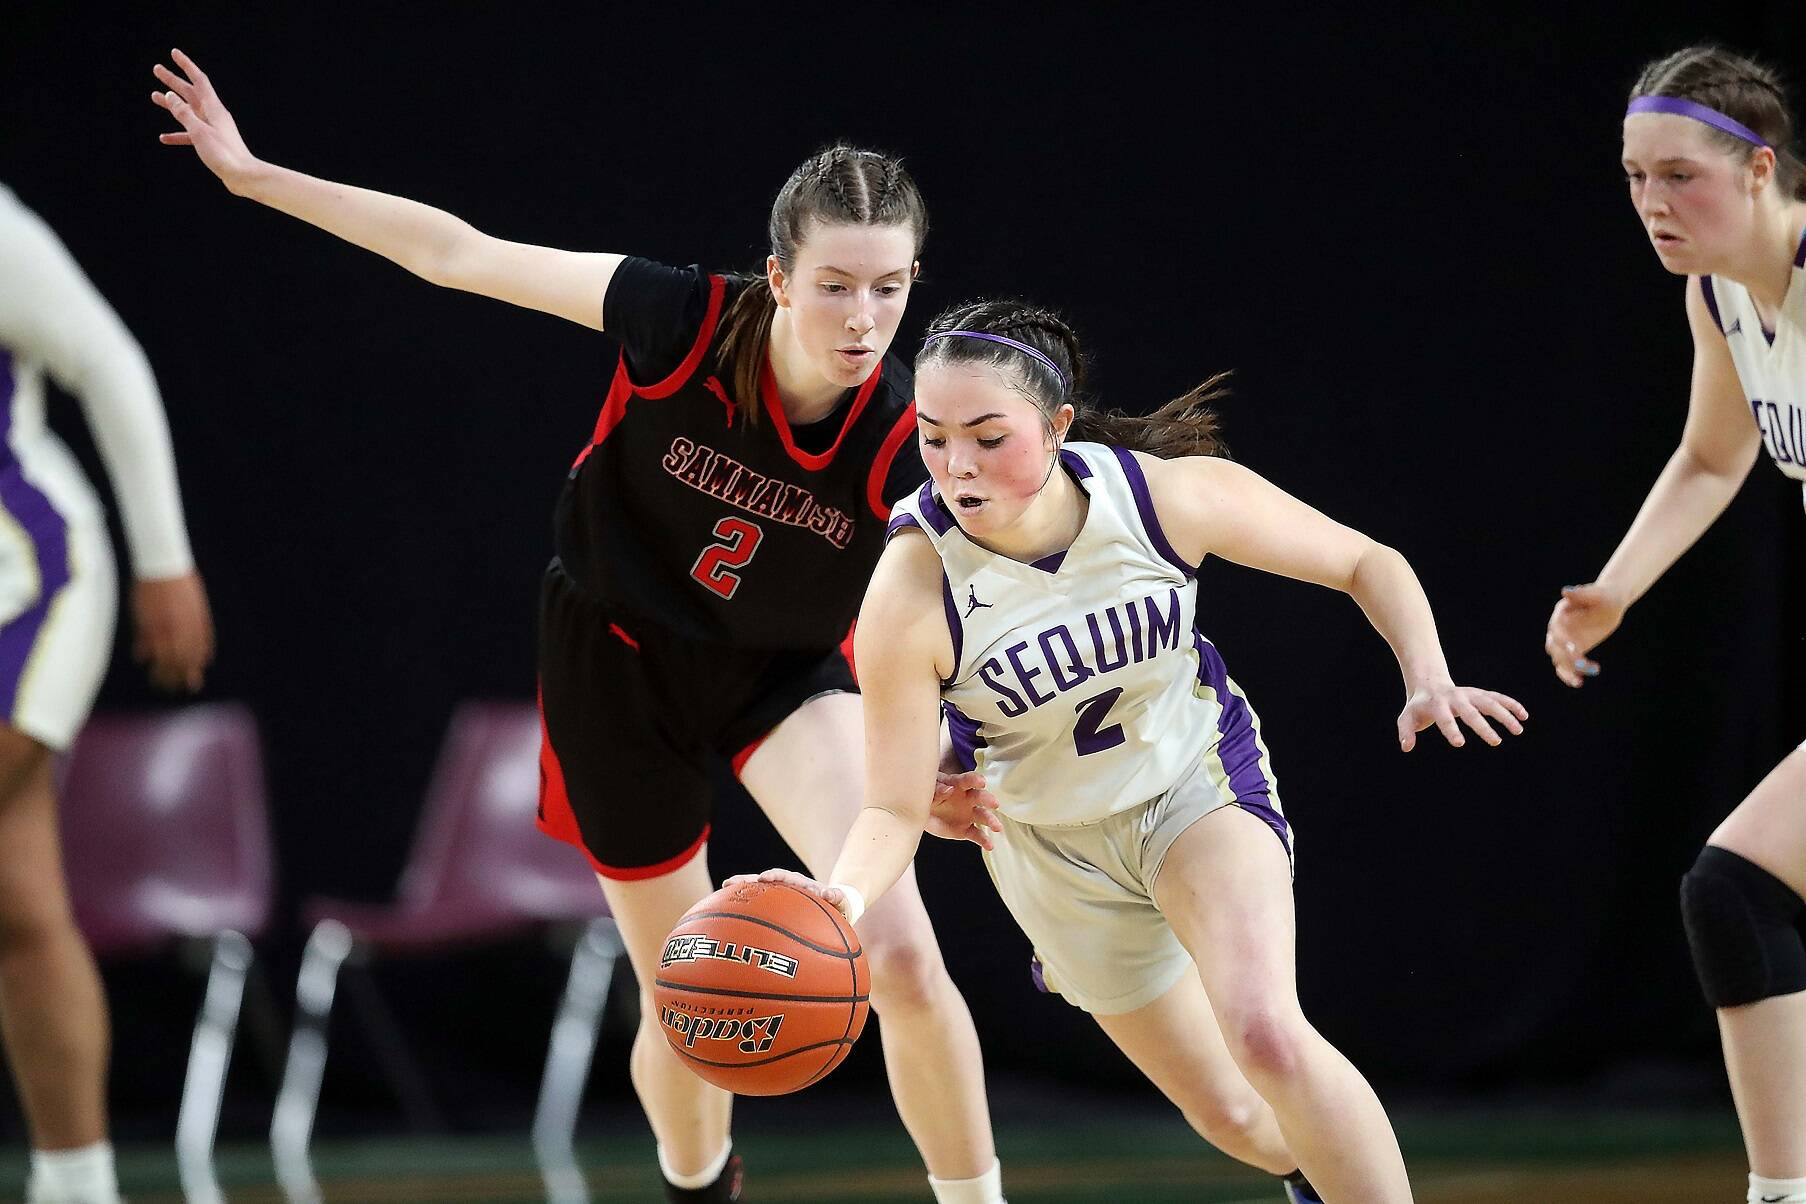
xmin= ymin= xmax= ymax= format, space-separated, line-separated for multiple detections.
xmin=1622 ymin=114 xmax=1759 ymax=274
xmin=915 ymin=362 xmax=1072 ymax=539
xmin=774 ymin=222 xmax=918 ymax=389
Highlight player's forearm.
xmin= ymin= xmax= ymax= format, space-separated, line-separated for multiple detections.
xmin=234 ymin=160 xmax=475 ymax=287
xmin=76 ymin=337 xmax=194 ymax=578
xmin=827 ymin=802 xmax=927 ymax=912
xmin=1595 ymin=446 xmax=1749 ymax=607
xmin=1346 ymin=543 xmax=1454 ymax=691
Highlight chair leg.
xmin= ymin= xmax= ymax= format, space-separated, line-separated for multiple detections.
xmin=175 ymin=931 xmax=253 ymax=1204
xmin=532 ymin=918 xmax=623 ymax=1204
xmin=271 ymin=920 xmax=354 ymax=1204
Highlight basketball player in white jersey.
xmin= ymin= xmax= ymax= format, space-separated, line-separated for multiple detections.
xmin=1543 ymin=46 xmax=1806 ymax=1204
xmin=739 ymin=300 xmax=1528 ymax=1203
xmin=0 ymin=184 xmax=214 ymax=1204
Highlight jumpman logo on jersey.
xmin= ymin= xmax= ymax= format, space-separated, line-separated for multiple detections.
xmin=702 ymin=376 xmax=738 ymax=428
xmin=1726 ymin=317 xmax=1743 ymax=337
xmin=964 ymin=585 xmax=993 ymax=618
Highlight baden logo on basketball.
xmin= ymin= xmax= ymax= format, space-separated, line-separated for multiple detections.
xmin=659 ymin=1005 xmax=786 ymax=1053
xmin=660 ymin=933 xmax=801 ymax=978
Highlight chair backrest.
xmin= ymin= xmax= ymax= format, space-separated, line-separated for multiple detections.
xmin=59 ymin=703 xmax=274 ymax=955
xmin=392 ymin=701 xmax=608 ymax=923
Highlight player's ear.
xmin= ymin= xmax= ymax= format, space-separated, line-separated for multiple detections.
xmin=1747 ymin=146 xmax=1778 ymax=195
xmin=911 ymin=261 xmax=921 ymax=280
xmin=767 ymin=255 xmax=791 ymax=309
xmin=1050 ymin=403 xmax=1076 ymax=445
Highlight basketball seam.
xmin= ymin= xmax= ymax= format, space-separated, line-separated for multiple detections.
xmin=790 ymin=884 xmax=864 ymax=1092
xmin=653 ymin=978 xmax=870 ymax=1004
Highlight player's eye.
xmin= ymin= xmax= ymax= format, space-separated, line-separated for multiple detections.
xmin=878 ymin=283 xmax=904 ymax=296
xmin=977 ymin=436 xmax=1006 ymax=450
xmin=1668 ymin=173 xmax=1690 ymax=183
xmin=820 ymin=282 xmax=847 ymax=294
xmin=921 ymin=434 xmax=946 ymax=448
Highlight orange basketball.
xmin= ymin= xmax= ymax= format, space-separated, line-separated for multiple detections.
xmin=653 ymin=880 xmax=870 ymax=1096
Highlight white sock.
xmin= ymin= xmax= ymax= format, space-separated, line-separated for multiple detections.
xmin=928 ymin=1157 xmax=1005 ymax=1204
xmin=658 ymin=1139 xmax=731 ymax=1191
xmin=1750 ymin=1173 xmax=1806 ymax=1203
xmin=26 ymin=1142 xmax=120 ymax=1204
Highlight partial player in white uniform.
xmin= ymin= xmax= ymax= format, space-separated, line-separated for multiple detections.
xmin=0 ymin=184 xmax=214 ymax=1204
xmin=743 ymin=300 xmax=1527 ymax=1204
xmin=1544 ymin=46 xmax=1806 ymax=1204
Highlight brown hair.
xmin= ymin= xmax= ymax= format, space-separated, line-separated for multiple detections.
xmin=714 ymin=145 xmax=929 ymax=423
xmin=915 ymin=300 xmax=1229 ymax=460
xmin=1631 ymin=46 xmax=1806 ymax=201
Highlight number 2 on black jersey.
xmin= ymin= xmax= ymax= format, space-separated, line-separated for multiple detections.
xmin=690 ymin=517 xmax=764 ymax=600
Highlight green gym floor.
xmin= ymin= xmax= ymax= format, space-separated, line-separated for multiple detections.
xmin=1 ymin=1108 xmax=1749 ymax=1202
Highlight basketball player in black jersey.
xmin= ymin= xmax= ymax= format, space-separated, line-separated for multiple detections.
xmin=154 ymin=49 xmax=1007 ymax=1204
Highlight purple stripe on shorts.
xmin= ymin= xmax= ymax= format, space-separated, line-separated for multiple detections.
xmin=940 ymin=573 xmax=963 ymax=681
xmin=915 ymin=480 xmax=957 ymax=536
xmin=1109 ymin=445 xmax=1193 ymax=578
xmin=886 ymin=511 xmax=922 ymax=540
xmin=0 ymin=351 xmax=72 ymax=720
xmin=1194 ymin=634 xmax=1274 ymax=805
xmin=1058 ymin=447 xmax=1092 ymax=479
xmin=1236 ymin=793 xmax=1292 ymax=857
xmin=1029 ymin=953 xmax=1050 ymax=994
xmin=942 ymin=699 xmax=985 ymax=772
xmin=1700 ymin=276 xmax=1722 ymax=333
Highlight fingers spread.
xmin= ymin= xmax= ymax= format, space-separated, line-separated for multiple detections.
xmin=1434 ymin=706 xmax=1465 ymax=748
xmin=1455 ymin=700 xmax=1501 ymax=746
xmin=1478 ymin=695 xmax=1525 ymax=735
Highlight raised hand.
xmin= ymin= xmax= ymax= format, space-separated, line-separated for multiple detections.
xmin=1543 ymin=582 xmax=1626 ymax=688
xmin=1397 ymin=682 xmax=1528 ymax=751
xmin=926 ymin=769 xmax=1003 ymax=850
xmin=152 ymin=49 xmax=258 ymax=192
xmin=132 ymin=571 xmax=215 ymax=693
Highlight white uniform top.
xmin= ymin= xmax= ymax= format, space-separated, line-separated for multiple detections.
xmin=0 ymin=184 xmax=193 ymax=577
xmin=1703 ymin=227 xmax=1806 ymax=504
xmin=888 ymin=441 xmax=1272 ymax=828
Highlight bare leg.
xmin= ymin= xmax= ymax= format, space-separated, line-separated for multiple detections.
xmin=1091 ymin=971 xmax=1296 ymax=1173
xmin=740 ymin=692 xmax=996 ymax=1181
xmin=1705 ymin=747 xmax=1806 ymax=1179
xmin=1157 ymin=805 xmax=1411 ymax=1202
xmin=0 ymin=725 xmax=110 ymax=1149
xmin=594 ymin=855 xmax=734 ymax=1179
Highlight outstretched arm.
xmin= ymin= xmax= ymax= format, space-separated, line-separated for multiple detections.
xmin=734 ymin=531 xmax=952 ymax=920
xmin=1150 ymin=452 xmax=1527 ymax=751
xmin=152 ymin=49 xmax=623 ymax=330
xmin=1543 ymin=276 xmax=1758 ymax=687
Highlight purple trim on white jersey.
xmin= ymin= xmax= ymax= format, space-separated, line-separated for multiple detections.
xmin=942 ymin=699 xmax=985 ymax=772
xmin=1058 ymin=447 xmax=1092 ymax=479
xmin=1029 ymin=953 xmax=1050 ymax=994
xmin=1700 ymin=276 xmax=1723 ymax=333
xmin=940 ymin=572 xmax=963 ymax=684
xmin=886 ymin=511 xmax=922 ymax=540
xmin=0 ymin=350 xmax=71 ymax=720
xmin=1108 ymin=445 xmax=1193 ymax=577
xmin=1795 ymin=228 xmax=1806 ymax=269
xmin=915 ymin=480 xmax=958 ymax=536
xmin=1193 ymin=634 xmax=1282 ymax=837
xmin=1029 ymin=550 xmax=1067 ymax=574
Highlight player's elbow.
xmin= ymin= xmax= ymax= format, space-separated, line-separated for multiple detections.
xmin=414 ymin=221 xmax=487 ymax=291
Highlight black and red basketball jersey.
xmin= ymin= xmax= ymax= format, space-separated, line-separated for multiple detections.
xmin=554 ymin=260 xmax=923 ymax=652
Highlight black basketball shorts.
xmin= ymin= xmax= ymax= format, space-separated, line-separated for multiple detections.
xmin=535 ymin=558 xmax=856 ymax=879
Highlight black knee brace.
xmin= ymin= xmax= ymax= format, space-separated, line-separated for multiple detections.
xmin=1680 ymin=845 xmax=1806 ymax=1009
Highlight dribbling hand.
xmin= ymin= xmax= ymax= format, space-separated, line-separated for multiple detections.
xmin=152 ymin=49 xmax=259 ymax=192
xmin=1397 ymin=683 xmax=1528 ymax=751
xmin=926 ymin=769 xmax=1002 ymax=850
xmin=723 ymin=870 xmax=855 ymax=920
xmin=1543 ymin=582 xmax=1625 ymax=688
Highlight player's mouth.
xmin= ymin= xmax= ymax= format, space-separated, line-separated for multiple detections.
xmin=954 ymin=492 xmax=987 ymax=513
xmin=1650 ymin=228 xmax=1684 ymax=250
xmin=835 ymin=345 xmax=876 ymax=367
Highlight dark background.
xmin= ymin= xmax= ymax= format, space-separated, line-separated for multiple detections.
xmin=4 ymin=0 xmax=1804 ymax=1140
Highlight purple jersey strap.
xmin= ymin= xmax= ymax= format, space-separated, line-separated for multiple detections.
xmin=1627 ymin=96 xmax=1771 ymax=148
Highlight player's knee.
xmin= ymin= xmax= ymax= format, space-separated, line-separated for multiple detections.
xmin=1223 ymin=1006 xmax=1307 ymax=1083
xmin=1180 ymin=1092 xmax=1264 ymax=1149
xmin=863 ymin=930 xmax=947 ymax=1013
xmin=0 ymin=881 xmax=70 ymax=955
xmin=1680 ymin=845 xmax=1806 ymax=1009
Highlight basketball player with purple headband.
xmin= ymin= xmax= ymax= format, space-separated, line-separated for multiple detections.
xmin=151 ymin=47 xmax=1013 ymax=1204
xmin=739 ymin=300 xmax=1529 ymax=1203
xmin=1544 ymin=46 xmax=1806 ymax=1204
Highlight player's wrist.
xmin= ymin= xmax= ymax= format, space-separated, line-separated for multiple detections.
xmin=828 ymin=882 xmax=866 ymax=926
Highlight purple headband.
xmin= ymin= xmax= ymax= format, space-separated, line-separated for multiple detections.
xmin=1626 ymin=95 xmax=1771 ymax=149
xmin=922 ymin=330 xmax=1069 ymax=390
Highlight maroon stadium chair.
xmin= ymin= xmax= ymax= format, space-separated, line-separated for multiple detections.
xmin=58 ymin=702 xmax=275 ymax=1204
xmin=269 ymin=700 xmax=619 ymax=1204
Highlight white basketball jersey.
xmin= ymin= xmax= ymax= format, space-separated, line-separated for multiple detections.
xmin=1703 ymin=228 xmax=1806 ymax=501
xmin=888 ymin=441 xmax=1273 ymax=828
